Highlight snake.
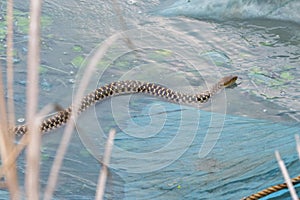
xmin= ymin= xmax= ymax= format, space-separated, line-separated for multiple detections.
xmin=14 ymin=75 xmax=238 ymax=136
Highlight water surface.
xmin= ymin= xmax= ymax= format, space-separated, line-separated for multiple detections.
xmin=1 ymin=0 xmax=300 ymax=199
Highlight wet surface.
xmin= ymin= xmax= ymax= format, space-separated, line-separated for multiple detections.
xmin=1 ymin=0 xmax=300 ymax=199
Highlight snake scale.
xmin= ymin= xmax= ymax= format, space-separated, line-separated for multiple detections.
xmin=14 ymin=75 xmax=238 ymax=136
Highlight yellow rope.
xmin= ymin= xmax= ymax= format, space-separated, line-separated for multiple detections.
xmin=242 ymin=174 xmax=300 ymax=199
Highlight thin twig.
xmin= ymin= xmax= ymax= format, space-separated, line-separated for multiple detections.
xmin=6 ymin=0 xmax=15 ymax=127
xmin=275 ymin=151 xmax=298 ymax=200
xmin=95 ymin=129 xmax=116 ymax=200
xmin=112 ymin=0 xmax=135 ymax=50
xmin=59 ymin=171 xmax=97 ymax=188
xmin=42 ymin=65 xmax=70 ymax=74
xmin=0 ymin=105 xmax=54 ymax=182
xmin=295 ymin=134 xmax=300 ymax=160
xmin=0 ymin=68 xmax=8 ymax=177
xmin=0 ymin=135 xmax=29 ymax=179
xmin=25 ymin=0 xmax=42 ymax=198
xmin=43 ymin=28 xmax=124 ymax=200
xmin=0 ymin=0 xmax=21 ymax=198
xmin=0 ymin=62 xmax=8 ymax=143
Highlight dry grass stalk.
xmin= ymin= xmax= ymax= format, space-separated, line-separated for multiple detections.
xmin=95 ymin=129 xmax=116 ymax=200
xmin=0 ymin=135 xmax=28 ymax=178
xmin=275 ymin=150 xmax=298 ymax=200
xmin=25 ymin=105 xmax=55 ymax=198
xmin=112 ymin=0 xmax=135 ymax=50
xmin=0 ymin=0 xmax=20 ymax=198
xmin=44 ymin=30 xmax=123 ymax=200
xmin=1 ymin=1 xmax=123 ymax=199
xmin=25 ymin=0 xmax=43 ymax=199
xmin=6 ymin=0 xmax=15 ymax=126
xmin=0 ymin=67 xmax=20 ymax=198
xmin=295 ymin=134 xmax=300 ymax=160
xmin=0 ymin=65 xmax=9 ymax=144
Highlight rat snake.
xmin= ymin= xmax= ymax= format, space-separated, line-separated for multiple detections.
xmin=14 ymin=75 xmax=238 ymax=136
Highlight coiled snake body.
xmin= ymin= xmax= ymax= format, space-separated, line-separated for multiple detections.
xmin=14 ymin=75 xmax=238 ymax=136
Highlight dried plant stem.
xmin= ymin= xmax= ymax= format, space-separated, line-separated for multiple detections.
xmin=0 ymin=136 xmax=28 ymax=178
xmin=26 ymin=0 xmax=41 ymax=129
xmin=0 ymin=0 xmax=21 ymax=198
xmin=0 ymin=64 xmax=8 ymax=144
xmin=44 ymin=32 xmax=122 ymax=200
xmin=0 ymin=105 xmax=54 ymax=179
xmin=0 ymin=68 xmax=20 ymax=198
xmin=95 ymin=129 xmax=116 ymax=200
xmin=275 ymin=151 xmax=298 ymax=200
xmin=112 ymin=0 xmax=135 ymax=50
xmin=295 ymin=134 xmax=300 ymax=160
xmin=6 ymin=0 xmax=15 ymax=126
xmin=25 ymin=0 xmax=42 ymax=199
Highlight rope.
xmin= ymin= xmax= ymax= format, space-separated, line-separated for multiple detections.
xmin=242 ymin=174 xmax=300 ymax=199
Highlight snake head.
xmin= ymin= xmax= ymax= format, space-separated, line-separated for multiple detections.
xmin=220 ymin=75 xmax=238 ymax=88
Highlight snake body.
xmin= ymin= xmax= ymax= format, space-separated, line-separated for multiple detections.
xmin=14 ymin=75 xmax=238 ymax=136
